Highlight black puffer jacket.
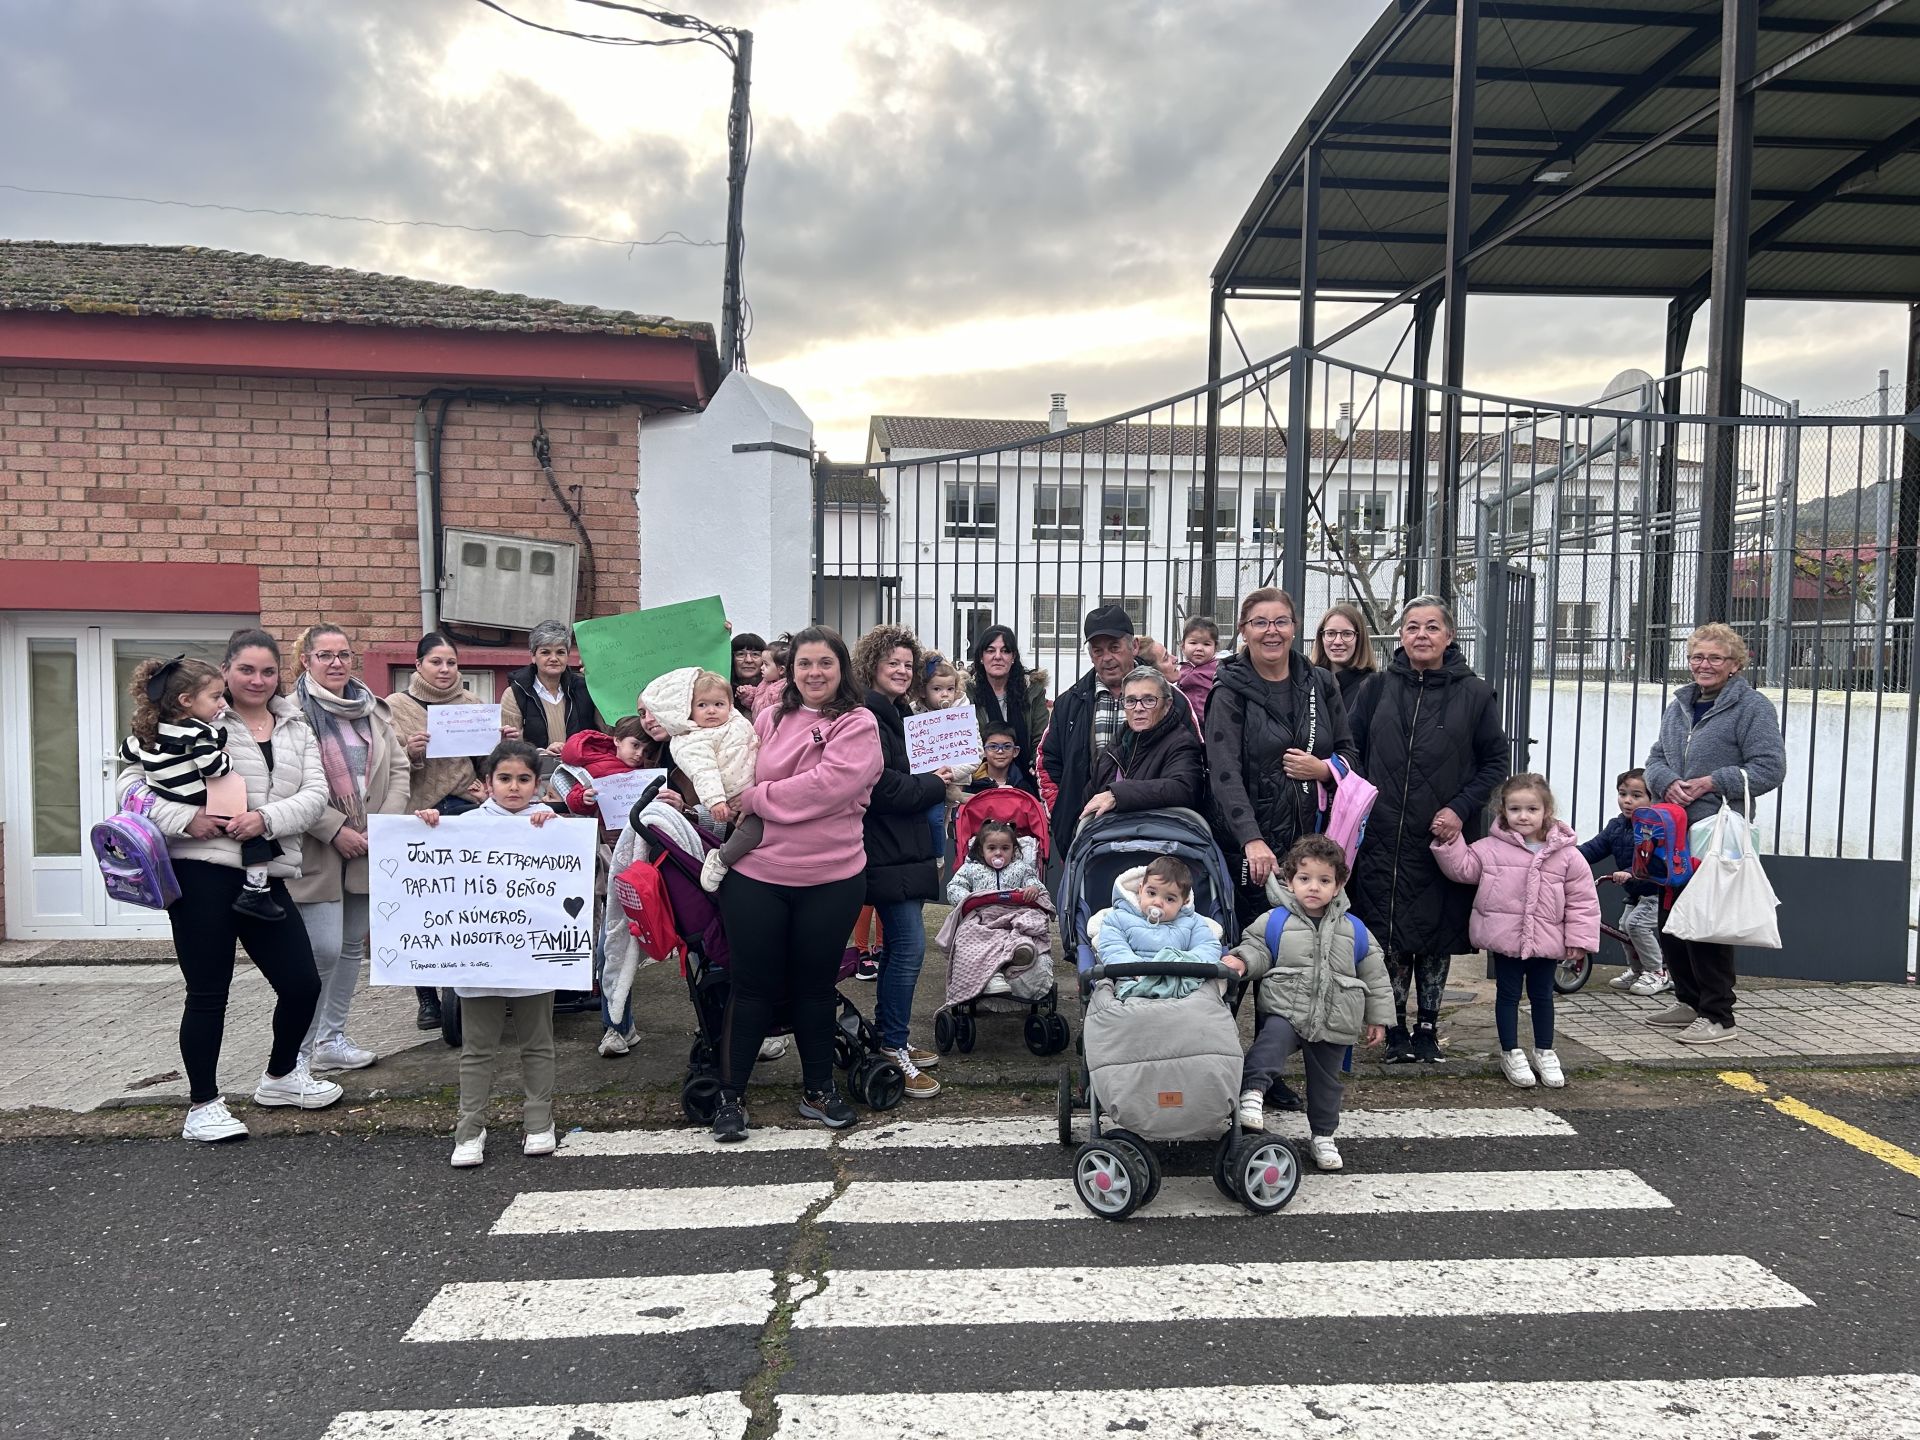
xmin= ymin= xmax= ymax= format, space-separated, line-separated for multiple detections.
xmin=1345 ymin=644 xmax=1509 ymax=956
xmin=1040 ymin=667 xmax=1194 ymax=856
xmin=861 ymin=691 xmax=947 ymax=905
xmin=1204 ymin=650 xmax=1357 ymax=857
xmin=1088 ymin=704 xmax=1206 ymax=813
xmin=502 ymin=665 xmax=599 ymax=751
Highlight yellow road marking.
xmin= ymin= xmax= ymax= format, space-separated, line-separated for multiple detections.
xmin=1720 ymin=1071 xmax=1920 ymax=1180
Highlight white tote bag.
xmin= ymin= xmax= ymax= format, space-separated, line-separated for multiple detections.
xmin=1665 ymin=773 xmax=1780 ymax=949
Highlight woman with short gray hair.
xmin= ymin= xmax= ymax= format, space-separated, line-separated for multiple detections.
xmin=1081 ymin=664 xmax=1207 ymax=821
xmin=501 ymin=619 xmax=602 ymax=754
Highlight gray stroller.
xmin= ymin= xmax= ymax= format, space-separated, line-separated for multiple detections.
xmin=1056 ymin=807 xmax=1301 ymax=1221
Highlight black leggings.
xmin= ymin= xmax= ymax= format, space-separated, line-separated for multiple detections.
xmin=1383 ymin=947 xmax=1451 ymax=1029
xmin=715 ymin=870 xmax=865 ymax=1098
xmin=165 ymin=860 xmax=321 ymax=1103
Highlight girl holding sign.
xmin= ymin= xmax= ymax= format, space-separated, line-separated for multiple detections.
xmin=416 ymin=739 xmax=564 ymax=1167
xmin=387 ymin=632 xmax=495 ymax=1032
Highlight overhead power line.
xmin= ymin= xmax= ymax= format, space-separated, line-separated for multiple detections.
xmin=0 ymin=182 xmax=722 ymax=253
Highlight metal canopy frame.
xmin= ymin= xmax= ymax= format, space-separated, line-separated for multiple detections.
xmin=1201 ymin=0 xmax=1920 ymax=620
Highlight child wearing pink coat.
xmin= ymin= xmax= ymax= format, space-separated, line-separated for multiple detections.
xmin=1432 ymin=773 xmax=1600 ymax=1090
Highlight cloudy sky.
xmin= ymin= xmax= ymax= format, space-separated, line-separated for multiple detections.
xmin=4 ymin=0 xmax=1910 ymax=458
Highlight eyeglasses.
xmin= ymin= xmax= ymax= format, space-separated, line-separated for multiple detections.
xmin=1690 ymin=653 xmax=1733 ymax=666
xmin=985 ymin=742 xmax=1018 ymax=752
xmin=1244 ymin=617 xmax=1294 ymax=633
xmin=1121 ymin=695 xmax=1161 ymax=709
xmin=310 ymin=651 xmax=352 ymax=664
xmin=1320 ymin=629 xmax=1357 ymax=642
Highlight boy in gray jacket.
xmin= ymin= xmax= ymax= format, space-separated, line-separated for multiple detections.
xmin=1229 ymin=835 xmax=1394 ymax=1171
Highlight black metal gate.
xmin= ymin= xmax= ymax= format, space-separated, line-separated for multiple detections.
xmin=1484 ymin=562 xmax=1536 ymax=774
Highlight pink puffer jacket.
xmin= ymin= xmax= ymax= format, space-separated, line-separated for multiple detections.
xmin=1431 ymin=821 xmax=1601 ymax=960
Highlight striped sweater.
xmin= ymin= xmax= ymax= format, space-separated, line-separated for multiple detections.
xmin=118 ymin=719 xmax=231 ymax=804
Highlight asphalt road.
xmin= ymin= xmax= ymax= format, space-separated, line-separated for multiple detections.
xmin=5 ymin=1084 xmax=1920 ymax=1439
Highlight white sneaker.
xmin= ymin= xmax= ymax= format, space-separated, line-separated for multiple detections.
xmin=182 ymin=1097 xmax=249 ymax=1143
xmin=523 ymin=1128 xmax=557 ymax=1157
xmin=597 ymin=1027 xmax=631 ymax=1058
xmin=252 ymin=1060 xmax=344 ymax=1109
xmin=1629 ymin=971 xmax=1674 ymax=997
xmin=699 ymin=851 xmax=728 ymax=893
xmin=758 ymin=1035 xmax=791 ymax=1061
xmin=451 ymin=1131 xmax=486 ymax=1168
xmin=1308 ymin=1135 xmax=1343 ymax=1171
xmin=982 ymin=972 xmax=1012 ymax=996
xmin=312 ymin=1037 xmax=376 ymax=1071
xmin=1532 ymin=1048 xmax=1566 ymax=1088
xmin=1236 ymin=1088 xmax=1265 ymax=1131
xmin=1607 ymin=971 xmax=1639 ymax=991
xmin=1499 ymin=1048 xmax=1537 ymax=1088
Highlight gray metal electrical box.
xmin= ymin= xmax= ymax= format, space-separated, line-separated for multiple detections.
xmin=441 ymin=528 xmax=579 ymax=630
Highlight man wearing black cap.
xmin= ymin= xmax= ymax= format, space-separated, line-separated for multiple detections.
xmin=1038 ymin=604 xmax=1193 ymax=855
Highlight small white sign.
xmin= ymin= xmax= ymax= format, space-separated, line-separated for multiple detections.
xmin=593 ymin=768 xmax=669 ymax=827
xmin=367 ymin=813 xmax=597 ymax=989
xmin=426 ymin=703 xmax=504 ymax=759
xmin=904 ymin=707 xmax=982 ymax=775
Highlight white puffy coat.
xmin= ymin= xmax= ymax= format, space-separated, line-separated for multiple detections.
xmin=639 ymin=667 xmax=759 ymax=811
xmin=117 ymin=695 xmax=327 ymax=878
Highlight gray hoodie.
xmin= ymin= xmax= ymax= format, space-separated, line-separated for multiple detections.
xmin=1642 ymin=675 xmax=1786 ymax=824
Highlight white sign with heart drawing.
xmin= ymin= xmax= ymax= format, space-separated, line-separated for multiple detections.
xmin=366 ymin=813 xmax=598 ymax=990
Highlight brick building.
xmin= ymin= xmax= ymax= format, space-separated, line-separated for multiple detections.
xmin=0 ymin=241 xmax=718 ymax=940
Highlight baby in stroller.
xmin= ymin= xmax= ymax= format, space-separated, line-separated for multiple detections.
xmin=1088 ymin=854 xmax=1223 ymax=993
xmin=944 ymin=819 xmax=1045 ymax=994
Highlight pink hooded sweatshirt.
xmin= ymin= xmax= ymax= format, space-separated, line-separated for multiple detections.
xmin=733 ymin=703 xmax=882 ymax=887
xmin=1431 ymin=820 xmax=1601 ymax=960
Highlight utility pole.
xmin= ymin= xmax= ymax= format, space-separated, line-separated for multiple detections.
xmin=718 ymin=29 xmax=753 ymax=373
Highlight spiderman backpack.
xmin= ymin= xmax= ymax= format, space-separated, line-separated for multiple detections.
xmin=90 ymin=783 xmax=181 ymax=910
xmin=1630 ymin=803 xmax=1694 ymax=887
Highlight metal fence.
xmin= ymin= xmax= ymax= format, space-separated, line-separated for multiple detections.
xmin=814 ymin=346 xmax=1919 ymax=868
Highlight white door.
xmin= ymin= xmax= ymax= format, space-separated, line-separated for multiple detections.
xmin=2 ymin=615 xmax=248 ymax=939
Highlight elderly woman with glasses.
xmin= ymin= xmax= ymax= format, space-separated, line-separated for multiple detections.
xmin=1080 ymin=664 xmax=1207 ymax=824
xmin=1640 ymin=622 xmax=1786 ymax=1048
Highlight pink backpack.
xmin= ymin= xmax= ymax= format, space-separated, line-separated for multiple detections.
xmin=1317 ymin=757 xmax=1379 ymax=869
xmin=90 ymin=783 xmax=181 ymax=910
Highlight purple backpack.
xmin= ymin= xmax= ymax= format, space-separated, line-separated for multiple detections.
xmin=90 ymin=783 xmax=181 ymax=910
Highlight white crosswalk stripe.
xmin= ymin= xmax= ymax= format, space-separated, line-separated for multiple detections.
xmin=336 ymin=1105 xmax=1859 ymax=1437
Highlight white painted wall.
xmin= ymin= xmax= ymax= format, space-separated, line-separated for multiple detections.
xmin=637 ymin=371 xmax=813 ymax=637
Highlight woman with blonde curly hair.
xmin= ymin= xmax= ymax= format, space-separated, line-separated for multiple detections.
xmin=852 ymin=623 xmax=965 ymax=1099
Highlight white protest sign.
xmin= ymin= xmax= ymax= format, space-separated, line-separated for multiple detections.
xmin=594 ymin=768 xmax=668 ymax=827
xmin=426 ymin=703 xmax=503 ymax=759
xmin=904 ymin=707 xmax=982 ymax=774
xmin=367 ymin=813 xmax=597 ymax=989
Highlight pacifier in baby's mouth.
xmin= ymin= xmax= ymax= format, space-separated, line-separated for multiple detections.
xmin=1146 ymin=905 xmax=1165 ymax=923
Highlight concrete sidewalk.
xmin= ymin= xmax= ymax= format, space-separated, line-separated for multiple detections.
xmin=4 ymin=928 xmax=1917 ymax=1117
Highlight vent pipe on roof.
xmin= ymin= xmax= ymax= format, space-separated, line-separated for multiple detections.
xmin=1336 ymin=401 xmax=1353 ymax=441
xmin=1049 ymin=393 xmax=1069 ymax=431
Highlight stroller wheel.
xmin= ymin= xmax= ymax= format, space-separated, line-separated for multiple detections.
xmin=1230 ymin=1134 xmax=1301 ymax=1214
xmin=439 ymin=989 xmax=463 ymax=1049
xmin=934 ymin=1010 xmax=956 ymax=1054
xmin=833 ymin=1032 xmax=857 ymax=1072
xmin=1211 ymin=1132 xmax=1240 ymax=1202
xmin=862 ymin=1056 xmax=906 ymax=1111
xmin=1022 ymin=1013 xmax=1050 ymax=1056
xmin=1073 ymin=1141 xmax=1146 ymax=1221
xmin=1102 ymin=1128 xmax=1161 ymax=1207
xmin=954 ymin=1012 xmax=978 ymax=1054
xmin=681 ymin=1074 xmax=723 ymax=1126
xmin=1056 ymin=1067 xmax=1075 ymax=1146
xmin=1043 ymin=1013 xmax=1072 ymax=1056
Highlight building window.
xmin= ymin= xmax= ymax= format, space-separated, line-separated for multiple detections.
xmin=1555 ymin=601 xmax=1596 ymax=655
xmin=1100 ymin=594 xmax=1150 ymax=635
xmin=952 ymin=597 xmax=995 ymax=655
xmin=1032 ymin=594 xmax=1085 ymax=645
xmin=1182 ymin=593 xmax=1238 ymax=631
xmin=1558 ymin=495 xmax=1599 ymax=552
xmin=1186 ymin=489 xmax=1240 ymax=543
xmin=1250 ymin=491 xmax=1283 ymax=542
xmin=945 ymin=479 xmax=998 ymax=539
xmin=1033 ymin=482 xmax=1084 ymax=541
xmin=1101 ymin=484 xmax=1151 ymax=540
xmin=1337 ymin=492 xmax=1392 ymax=555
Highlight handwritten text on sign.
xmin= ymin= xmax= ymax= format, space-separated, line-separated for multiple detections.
xmin=904 ymin=707 xmax=982 ymax=774
xmin=367 ymin=813 xmax=596 ymax=989
xmin=426 ymin=703 xmax=504 ymax=759
xmin=592 ymin=768 xmax=668 ymax=827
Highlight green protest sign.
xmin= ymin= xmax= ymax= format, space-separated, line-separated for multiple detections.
xmin=573 ymin=596 xmax=733 ymax=725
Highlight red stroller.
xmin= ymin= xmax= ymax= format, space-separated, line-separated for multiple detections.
xmin=934 ymin=787 xmax=1070 ymax=1058
xmin=614 ymin=796 xmax=905 ymax=1122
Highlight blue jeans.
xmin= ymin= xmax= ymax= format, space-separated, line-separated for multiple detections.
xmin=872 ymin=899 xmax=927 ymax=1050
xmin=925 ymin=801 xmax=947 ymax=862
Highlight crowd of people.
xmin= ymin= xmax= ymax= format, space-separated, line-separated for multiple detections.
xmin=116 ymin=596 xmax=1783 ymax=1158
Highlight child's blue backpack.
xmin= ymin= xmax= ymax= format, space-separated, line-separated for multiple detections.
xmin=90 ymin=783 xmax=181 ymax=911
xmin=1630 ymin=802 xmax=1694 ymax=887
xmin=1265 ymin=909 xmax=1371 ymax=1073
